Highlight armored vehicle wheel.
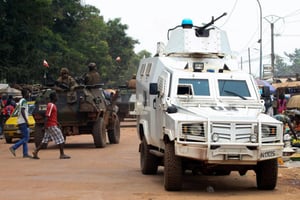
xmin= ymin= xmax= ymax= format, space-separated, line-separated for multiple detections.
xmin=108 ymin=115 xmax=120 ymax=144
xmin=164 ymin=141 xmax=182 ymax=191
xmin=255 ymin=158 xmax=278 ymax=190
xmin=140 ymin=137 xmax=158 ymax=174
xmin=92 ymin=117 xmax=106 ymax=148
xmin=34 ymin=124 xmax=47 ymax=149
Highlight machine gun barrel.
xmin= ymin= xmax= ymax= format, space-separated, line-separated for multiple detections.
xmin=195 ymin=12 xmax=227 ymax=36
xmin=201 ymin=12 xmax=227 ymax=30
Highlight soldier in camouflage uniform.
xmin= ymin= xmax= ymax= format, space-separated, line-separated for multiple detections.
xmin=84 ymin=63 xmax=100 ymax=85
xmin=56 ymin=68 xmax=77 ymax=90
xmin=56 ymin=68 xmax=78 ymax=103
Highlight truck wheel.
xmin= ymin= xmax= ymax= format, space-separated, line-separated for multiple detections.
xmin=140 ymin=137 xmax=158 ymax=174
xmin=34 ymin=124 xmax=47 ymax=149
xmin=108 ymin=115 xmax=120 ymax=144
xmin=164 ymin=141 xmax=182 ymax=191
xmin=255 ymin=158 xmax=278 ymax=190
xmin=92 ymin=117 xmax=106 ymax=148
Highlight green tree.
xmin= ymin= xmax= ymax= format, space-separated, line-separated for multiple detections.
xmin=105 ymin=18 xmax=138 ymax=86
xmin=0 ymin=0 xmax=142 ymax=86
xmin=0 ymin=0 xmax=57 ymax=83
xmin=275 ymin=55 xmax=288 ymax=77
xmin=285 ymin=48 xmax=300 ymax=74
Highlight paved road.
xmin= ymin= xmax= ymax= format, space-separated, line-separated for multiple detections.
xmin=0 ymin=120 xmax=299 ymax=200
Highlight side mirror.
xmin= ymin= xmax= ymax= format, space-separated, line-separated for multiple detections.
xmin=167 ymin=105 xmax=177 ymax=113
xmin=149 ymin=83 xmax=158 ymax=95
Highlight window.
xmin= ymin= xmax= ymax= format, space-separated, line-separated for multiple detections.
xmin=178 ymin=79 xmax=210 ymax=96
xmin=140 ymin=64 xmax=146 ymax=76
xmin=145 ymin=63 xmax=152 ymax=76
xmin=218 ymin=80 xmax=250 ymax=97
xmin=177 ymin=85 xmax=193 ymax=95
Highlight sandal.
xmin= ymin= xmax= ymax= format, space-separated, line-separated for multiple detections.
xmin=60 ymin=154 xmax=71 ymax=159
xmin=32 ymin=151 xmax=40 ymax=159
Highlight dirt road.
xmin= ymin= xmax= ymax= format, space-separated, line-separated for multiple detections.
xmin=0 ymin=120 xmax=299 ymax=200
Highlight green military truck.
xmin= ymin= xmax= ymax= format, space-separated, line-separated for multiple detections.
xmin=33 ymin=84 xmax=120 ymax=148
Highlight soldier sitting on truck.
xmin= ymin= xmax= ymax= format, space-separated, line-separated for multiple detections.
xmin=56 ymin=68 xmax=77 ymax=90
xmin=56 ymin=68 xmax=78 ymax=103
xmin=84 ymin=62 xmax=100 ymax=85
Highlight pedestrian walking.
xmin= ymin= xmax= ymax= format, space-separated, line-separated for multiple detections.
xmin=9 ymin=89 xmax=31 ymax=158
xmin=32 ymin=92 xmax=70 ymax=159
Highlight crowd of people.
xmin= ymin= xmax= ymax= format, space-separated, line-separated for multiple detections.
xmin=0 ymin=94 xmax=17 ymax=139
xmin=262 ymin=91 xmax=300 ymax=141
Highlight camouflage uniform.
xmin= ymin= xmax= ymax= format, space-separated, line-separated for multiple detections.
xmin=56 ymin=68 xmax=78 ymax=103
xmin=84 ymin=63 xmax=100 ymax=85
xmin=56 ymin=68 xmax=77 ymax=90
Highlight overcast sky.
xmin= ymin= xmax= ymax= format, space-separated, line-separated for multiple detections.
xmin=84 ymin=0 xmax=300 ymax=76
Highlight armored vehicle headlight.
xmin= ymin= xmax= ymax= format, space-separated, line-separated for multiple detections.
xmin=212 ymin=133 xmax=219 ymax=142
xmin=250 ymin=134 xmax=257 ymax=143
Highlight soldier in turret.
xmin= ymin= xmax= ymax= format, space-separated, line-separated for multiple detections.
xmin=56 ymin=67 xmax=77 ymax=90
xmin=84 ymin=62 xmax=100 ymax=85
xmin=56 ymin=67 xmax=78 ymax=103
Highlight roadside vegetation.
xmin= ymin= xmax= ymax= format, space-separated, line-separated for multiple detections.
xmin=0 ymin=0 xmax=150 ymax=87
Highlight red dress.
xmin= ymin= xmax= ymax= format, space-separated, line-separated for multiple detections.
xmin=277 ymin=98 xmax=287 ymax=114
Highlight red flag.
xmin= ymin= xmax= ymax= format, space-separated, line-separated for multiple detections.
xmin=43 ymin=59 xmax=49 ymax=68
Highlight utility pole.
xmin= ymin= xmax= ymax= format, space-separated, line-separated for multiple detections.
xmin=264 ymin=15 xmax=281 ymax=79
xmin=248 ymin=48 xmax=252 ymax=74
xmin=256 ymin=0 xmax=263 ymax=79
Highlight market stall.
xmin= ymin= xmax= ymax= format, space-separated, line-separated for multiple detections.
xmin=0 ymin=85 xmax=22 ymax=98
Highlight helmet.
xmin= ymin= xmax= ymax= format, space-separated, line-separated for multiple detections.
xmin=60 ymin=67 xmax=69 ymax=74
xmin=88 ymin=62 xmax=96 ymax=70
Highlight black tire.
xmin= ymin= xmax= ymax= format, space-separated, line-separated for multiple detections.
xmin=140 ymin=137 xmax=159 ymax=174
xmin=4 ymin=135 xmax=12 ymax=143
xmin=92 ymin=117 xmax=106 ymax=148
xmin=256 ymin=158 xmax=278 ymax=190
xmin=34 ymin=124 xmax=47 ymax=149
xmin=164 ymin=141 xmax=182 ymax=191
xmin=108 ymin=115 xmax=120 ymax=144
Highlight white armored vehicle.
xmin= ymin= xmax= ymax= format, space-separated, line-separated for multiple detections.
xmin=135 ymin=13 xmax=283 ymax=191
